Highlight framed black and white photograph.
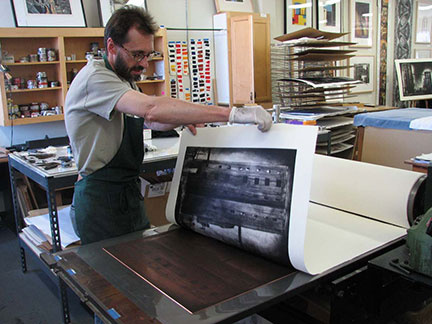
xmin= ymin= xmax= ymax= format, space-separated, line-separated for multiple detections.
xmin=415 ymin=0 xmax=432 ymax=44
xmin=284 ymin=0 xmax=313 ymax=33
xmin=11 ymin=0 xmax=86 ymax=27
xmin=395 ymin=58 xmax=432 ymax=101
xmin=349 ymin=55 xmax=375 ymax=93
xmin=214 ymin=0 xmax=254 ymax=13
xmin=349 ymin=0 xmax=373 ymax=47
xmin=175 ymin=146 xmax=296 ymax=263
xmin=317 ymin=0 xmax=341 ymax=33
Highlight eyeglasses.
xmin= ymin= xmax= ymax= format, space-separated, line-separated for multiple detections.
xmin=120 ymin=45 xmax=155 ymax=62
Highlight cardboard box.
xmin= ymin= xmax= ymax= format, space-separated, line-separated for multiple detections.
xmin=141 ymin=179 xmax=171 ymax=227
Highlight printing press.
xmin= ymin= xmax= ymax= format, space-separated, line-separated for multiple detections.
xmin=40 ymin=125 xmax=432 ymax=323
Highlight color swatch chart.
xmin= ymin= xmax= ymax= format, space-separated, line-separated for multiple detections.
xmin=168 ymin=39 xmax=212 ymax=105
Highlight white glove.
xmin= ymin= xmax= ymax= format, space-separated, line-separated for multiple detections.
xmin=228 ymin=105 xmax=272 ymax=132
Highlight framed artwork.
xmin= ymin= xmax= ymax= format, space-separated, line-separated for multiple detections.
xmin=284 ymin=0 xmax=313 ymax=33
xmin=415 ymin=1 xmax=432 ymax=44
xmin=317 ymin=0 xmax=341 ymax=33
xmin=214 ymin=0 xmax=254 ymax=13
xmin=349 ymin=55 xmax=375 ymax=93
xmin=349 ymin=0 xmax=373 ymax=47
xmin=11 ymin=0 xmax=86 ymax=27
xmin=415 ymin=49 xmax=432 ymax=58
xmin=98 ymin=0 xmax=145 ymax=27
xmin=98 ymin=0 xmax=114 ymax=27
xmin=395 ymin=58 xmax=432 ymax=101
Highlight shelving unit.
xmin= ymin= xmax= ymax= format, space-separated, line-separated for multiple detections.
xmin=8 ymin=152 xmax=77 ymax=323
xmin=271 ymin=28 xmax=359 ymax=158
xmin=0 ymin=27 xmax=169 ymax=126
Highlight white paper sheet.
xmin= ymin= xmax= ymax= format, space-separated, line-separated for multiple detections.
xmin=303 ymin=203 xmax=406 ymax=274
xmin=310 ymin=154 xmax=425 ymax=228
xmin=410 ymin=116 xmax=432 ymax=130
xmin=165 ymin=125 xmax=425 ymax=275
xmin=166 ymin=124 xmax=318 ymax=270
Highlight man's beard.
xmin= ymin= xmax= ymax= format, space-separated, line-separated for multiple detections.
xmin=114 ymin=55 xmax=143 ymax=82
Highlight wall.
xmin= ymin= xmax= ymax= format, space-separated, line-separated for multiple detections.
xmin=0 ymin=0 xmax=284 ymax=148
xmin=0 ymin=2 xmax=15 ymax=28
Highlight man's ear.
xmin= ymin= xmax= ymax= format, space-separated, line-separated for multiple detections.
xmin=106 ymin=37 xmax=117 ymax=55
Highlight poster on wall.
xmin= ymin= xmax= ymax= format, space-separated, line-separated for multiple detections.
xmin=318 ymin=0 xmax=342 ymax=33
xmin=349 ymin=0 xmax=373 ymax=47
xmin=284 ymin=0 xmax=313 ymax=33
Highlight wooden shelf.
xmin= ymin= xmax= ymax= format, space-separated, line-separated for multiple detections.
xmin=136 ymin=79 xmax=165 ymax=84
xmin=65 ymin=60 xmax=88 ymax=64
xmin=0 ymin=27 xmax=169 ymax=126
xmin=6 ymin=114 xmax=64 ymax=126
xmin=6 ymin=61 xmax=60 ymax=66
xmin=7 ymin=87 xmax=62 ymax=93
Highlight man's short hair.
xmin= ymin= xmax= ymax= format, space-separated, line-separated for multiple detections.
xmin=104 ymin=5 xmax=158 ymax=48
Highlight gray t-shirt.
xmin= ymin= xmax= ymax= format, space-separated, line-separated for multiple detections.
xmin=65 ymin=58 xmax=134 ymax=176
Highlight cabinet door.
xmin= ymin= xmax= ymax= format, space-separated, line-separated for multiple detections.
xmin=253 ymin=16 xmax=271 ymax=103
xmin=231 ymin=15 xmax=254 ymax=105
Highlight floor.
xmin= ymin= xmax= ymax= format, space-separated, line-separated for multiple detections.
xmin=0 ymin=221 xmax=93 ymax=324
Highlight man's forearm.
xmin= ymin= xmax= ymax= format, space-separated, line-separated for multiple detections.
xmin=143 ymin=120 xmax=179 ymax=131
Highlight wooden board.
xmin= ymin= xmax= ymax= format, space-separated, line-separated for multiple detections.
xmin=104 ymin=228 xmax=294 ymax=314
xmin=58 ymin=252 xmax=161 ymax=323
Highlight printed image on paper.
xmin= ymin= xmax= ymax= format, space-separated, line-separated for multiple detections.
xmin=292 ymin=0 xmax=307 ymax=26
xmin=175 ymin=146 xmax=296 ymax=265
xmin=26 ymin=0 xmax=72 ymax=14
xmin=354 ymin=2 xmax=370 ymax=38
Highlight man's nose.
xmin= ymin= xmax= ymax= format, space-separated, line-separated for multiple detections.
xmin=139 ymin=57 xmax=149 ymax=68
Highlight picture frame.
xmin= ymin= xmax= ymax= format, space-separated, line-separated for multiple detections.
xmin=395 ymin=58 xmax=432 ymax=101
xmin=349 ymin=0 xmax=373 ymax=47
xmin=414 ymin=48 xmax=432 ymax=58
xmin=11 ymin=0 xmax=86 ymax=27
xmin=214 ymin=0 xmax=254 ymax=13
xmin=98 ymin=0 xmax=114 ymax=27
xmin=415 ymin=0 xmax=432 ymax=44
xmin=349 ymin=55 xmax=375 ymax=93
xmin=284 ymin=0 xmax=313 ymax=34
xmin=317 ymin=0 xmax=342 ymax=33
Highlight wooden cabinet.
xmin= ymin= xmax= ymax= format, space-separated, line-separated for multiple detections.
xmin=0 ymin=27 xmax=169 ymax=126
xmin=214 ymin=12 xmax=271 ymax=106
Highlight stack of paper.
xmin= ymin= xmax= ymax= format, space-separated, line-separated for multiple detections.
xmin=415 ymin=152 xmax=432 ymax=161
xmin=24 ymin=205 xmax=80 ymax=249
xmin=21 ymin=225 xmax=51 ymax=252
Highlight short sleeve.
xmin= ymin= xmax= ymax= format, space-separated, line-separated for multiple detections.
xmin=84 ymin=67 xmax=132 ymax=120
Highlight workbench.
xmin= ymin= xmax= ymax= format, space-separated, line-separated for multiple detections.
xmin=353 ymin=108 xmax=432 ymax=170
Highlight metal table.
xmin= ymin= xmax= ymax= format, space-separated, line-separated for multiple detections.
xmin=45 ymin=224 xmax=404 ymax=324
xmin=8 ymin=151 xmax=78 ymax=323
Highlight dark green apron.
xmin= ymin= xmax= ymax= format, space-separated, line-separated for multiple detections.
xmin=72 ymin=57 xmax=149 ymax=245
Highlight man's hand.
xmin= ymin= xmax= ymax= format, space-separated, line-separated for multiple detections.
xmin=228 ymin=106 xmax=272 ymax=132
xmin=186 ymin=123 xmax=205 ymax=135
